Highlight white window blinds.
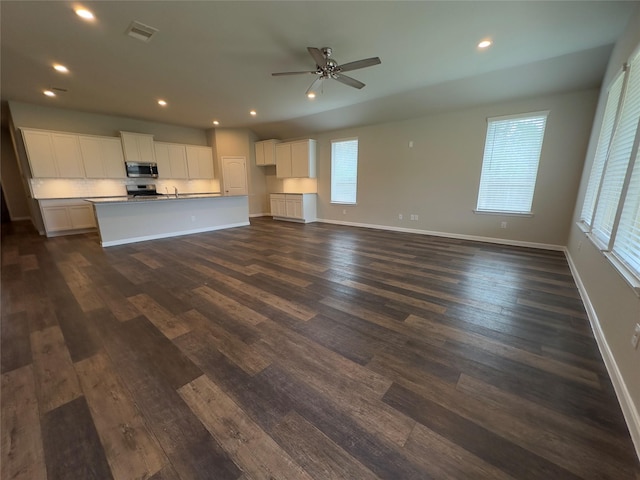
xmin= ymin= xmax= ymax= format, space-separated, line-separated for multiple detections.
xmin=592 ymin=52 xmax=640 ymax=247
xmin=476 ymin=112 xmax=548 ymax=214
xmin=613 ymin=129 xmax=640 ymax=274
xmin=580 ymin=72 xmax=625 ymax=226
xmin=331 ymin=138 xmax=358 ymax=204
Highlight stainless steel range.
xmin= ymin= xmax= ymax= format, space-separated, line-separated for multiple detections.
xmin=126 ymin=184 xmax=160 ymax=198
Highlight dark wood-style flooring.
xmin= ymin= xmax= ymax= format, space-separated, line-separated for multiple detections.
xmin=2 ymin=217 xmax=639 ymax=480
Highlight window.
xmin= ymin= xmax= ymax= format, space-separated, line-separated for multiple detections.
xmin=331 ymin=138 xmax=358 ymax=204
xmin=580 ymin=71 xmax=625 ymax=226
xmin=580 ymin=47 xmax=640 ymax=285
xmin=476 ymin=111 xmax=548 ymax=214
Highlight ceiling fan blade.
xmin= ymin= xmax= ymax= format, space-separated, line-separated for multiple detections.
xmin=334 ymin=73 xmax=365 ymax=89
xmin=307 ymin=47 xmax=327 ymax=67
xmin=338 ymin=57 xmax=381 ymax=73
xmin=272 ymin=70 xmax=316 ymax=76
xmin=306 ymin=77 xmax=324 ymax=96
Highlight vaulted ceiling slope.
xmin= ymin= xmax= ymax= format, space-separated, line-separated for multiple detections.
xmin=1 ymin=1 xmax=636 ymax=139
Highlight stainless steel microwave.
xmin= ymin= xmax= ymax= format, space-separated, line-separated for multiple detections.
xmin=125 ymin=162 xmax=158 ymax=178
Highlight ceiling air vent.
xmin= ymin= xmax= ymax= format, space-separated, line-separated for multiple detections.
xmin=126 ymin=21 xmax=158 ymax=42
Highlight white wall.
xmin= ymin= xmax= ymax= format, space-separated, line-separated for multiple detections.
xmin=212 ymin=128 xmax=269 ymax=215
xmin=313 ymin=88 xmax=598 ymax=248
xmin=8 ymin=101 xmax=208 ymax=145
xmin=0 ymin=127 xmax=30 ymax=219
xmin=566 ymin=7 xmax=640 ymax=455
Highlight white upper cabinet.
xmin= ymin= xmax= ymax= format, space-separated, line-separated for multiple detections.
xmin=255 ymin=139 xmax=280 ymax=166
xmin=120 ymin=131 xmax=155 ymax=163
xmin=275 ymin=142 xmax=292 ymax=178
xmin=79 ymin=135 xmax=125 ymax=179
xmin=154 ymin=142 xmax=188 ymax=179
xmin=275 ymin=139 xmax=316 ymax=178
xmin=22 ymin=129 xmax=57 ymax=177
xmin=22 ymin=129 xmax=85 ymax=178
xmin=186 ymin=145 xmax=214 ymax=179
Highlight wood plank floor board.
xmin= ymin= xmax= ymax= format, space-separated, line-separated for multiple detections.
xmin=93 ymin=309 xmax=241 ymax=480
xmin=52 ymin=302 xmax=103 ymax=363
xmin=382 ymin=382 xmax=583 ymax=480
xmin=174 ymin=330 xmax=294 ymax=431
xmin=41 ymin=396 xmax=114 ymax=480
xmin=1 ymin=365 xmax=47 ymax=480
xmin=96 ymin=312 xmax=202 ymax=391
xmin=256 ymin=364 xmax=428 ymax=480
xmin=179 ymin=375 xmax=314 ymax=480
xmin=437 ymin=337 xmax=630 ymax=434
xmin=1 ymin=311 xmax=32 ymax=374
xmin=30 ymin=325 xmax=83 ymax=414
xmin=271 ymin=411 xmax=381 ymax=480
xmin=1 ymin=218 xmax=638 ymax=479
xmin=75 ymin=351 xmax=169 ymax=480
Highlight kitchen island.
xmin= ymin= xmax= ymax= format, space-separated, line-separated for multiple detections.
xmin=86 ymin=194 xmax=249 ymax=247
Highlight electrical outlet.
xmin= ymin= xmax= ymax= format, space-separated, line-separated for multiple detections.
xmin=632 ymin=323 xmax=640 ymax=349
xmin=410 ymin=214 xmax=419 ymax=221
xmin=501 ymin=221 xmax=507 ymax=229
xmin=414 ymin=214 xmax=419 ymax=221
xmin=399 ymin=214 xmax=403 ymax=220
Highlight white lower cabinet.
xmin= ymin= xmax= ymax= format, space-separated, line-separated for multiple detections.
xmin=40 ymin=199 xmax=97 ymax=236
xmin=270 ymin=193 xmax=316 ymax=223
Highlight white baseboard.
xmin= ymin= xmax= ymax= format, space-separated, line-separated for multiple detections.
xmin=565 ymin=249 xmax=640 ymax=460
xmin=316 ymin=218 xmax=564 ymax=251
xmin=100 ymin=221 xmax=250 ymax=247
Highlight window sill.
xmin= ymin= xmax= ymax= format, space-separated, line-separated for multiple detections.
xmin=331 ymin=202 xmax=357 ymax=206
xmin=576 ymin=221 xmax=590 ymax=234
xmin=581 ymin=229 xmax=640 ymax=296
xmin=604 ymin=252 xmax=640 ymax=296
xmin=473 ymin=209 xmax=534 ymax=217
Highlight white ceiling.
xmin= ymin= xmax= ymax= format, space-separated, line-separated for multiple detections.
xmin=1 ymin=1 xmax=636 ymax=139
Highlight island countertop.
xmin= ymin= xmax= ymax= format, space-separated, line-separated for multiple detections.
xmin=85 ymin=192 xmax=223 ymax=204
xmin=89 ymin=194 xmax=249 ymax=247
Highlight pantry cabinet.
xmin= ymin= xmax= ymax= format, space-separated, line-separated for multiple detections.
xmin=186 ymin=145 xmax=214 ymax=179
xmin=79 ymin=135 xmax=126 ymax=178
xmin=39 ymin=199 xmax=97 ymax=236
xmin=22 ymin=129 xmax=85 ymax=178
xmin=255 ymin=139 xmax=280 ymax=166
xmin=270 ymin=193 xmax=316 ymax=223
xmin=275 ymin=139 xmax=316 ymax=178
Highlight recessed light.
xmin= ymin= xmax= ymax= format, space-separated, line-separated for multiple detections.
xmin=478 ymin=39 xmax=492 ymax=49
xmin=249 ymin=110 xmax=257 ymax=116
xmin=212 ymin=120 xmax=220 ymax=125
xmin=75 ymin=8 xmax=95 ymax=20
xmin=53 ymin=64 xmax=69 ymax=73
xmin=158 ymin=99 xmax=167 ymax=106
xmin=43 ymin=90 xmax=56 ymax=97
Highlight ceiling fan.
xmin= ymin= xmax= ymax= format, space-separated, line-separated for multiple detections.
xmin=272 ymin=47 xmax=381 ymax=98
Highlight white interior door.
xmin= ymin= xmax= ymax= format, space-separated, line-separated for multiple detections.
xmin=221 ymin=156 xmax=248 ymax=196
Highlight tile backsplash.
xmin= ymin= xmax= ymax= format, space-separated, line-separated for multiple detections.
xmin=30 ymin=178 xmax=221 ymax=199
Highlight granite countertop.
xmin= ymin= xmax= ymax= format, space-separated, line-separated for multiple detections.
xmin=85 ymin=193 xmax=224 ymax=204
